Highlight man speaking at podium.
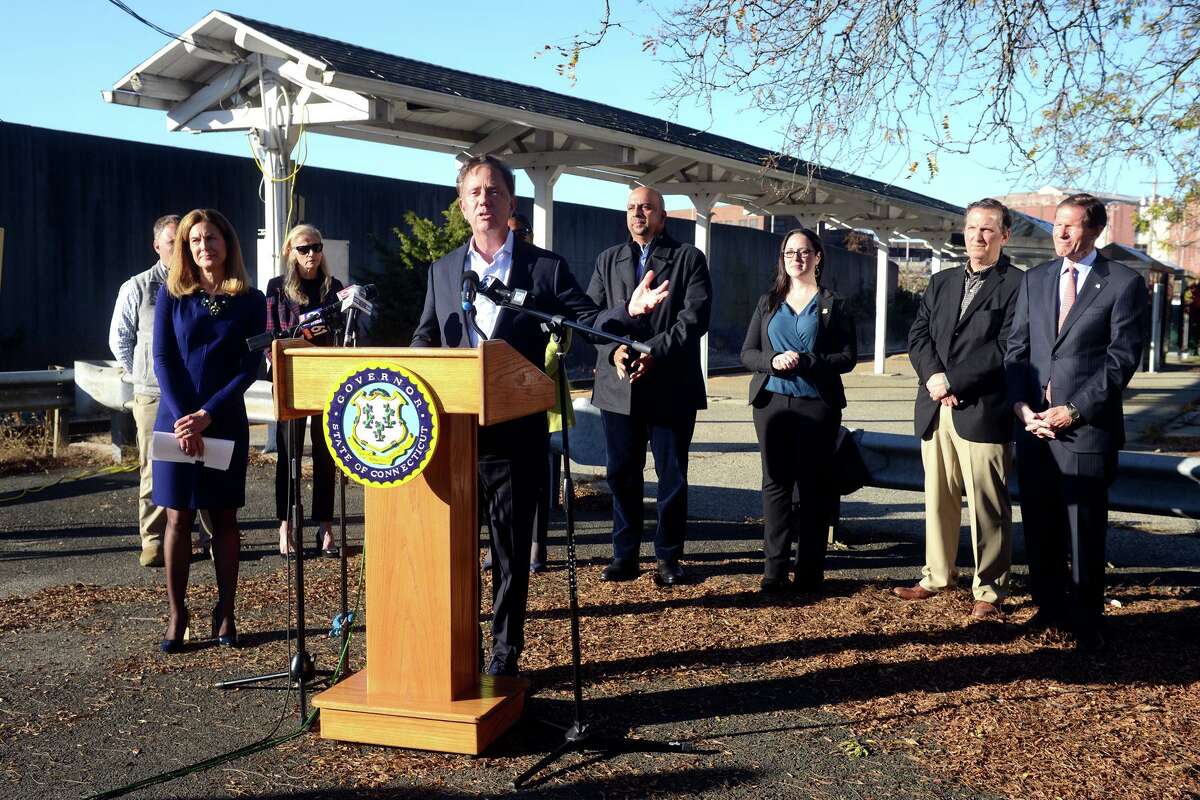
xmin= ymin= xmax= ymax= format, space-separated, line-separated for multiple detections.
xmin=411 ymin=155 xmax=667 ymax=677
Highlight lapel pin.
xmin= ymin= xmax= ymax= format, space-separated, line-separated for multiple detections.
xmin=1095 ymin=284 xmax=1100 ymax=289
xmin=822 ymin=308 xmax=829 ymax=315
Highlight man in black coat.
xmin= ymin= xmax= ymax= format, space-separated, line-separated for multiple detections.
xmin=411 ymin=156 xmax=666 ymax=675
xmin=894 ymin=199 xmax=1022 ymax=621
xmin=587 ymin=186 xmax=713 ymax=586
xmin=1005 ymin=192 xmax=1145 ymax=650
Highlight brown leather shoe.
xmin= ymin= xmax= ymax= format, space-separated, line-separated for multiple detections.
xmin=970 ymin=600 xmax=1002 ymax=621
xmin=892 ymin=584 xmax=937 ymax=601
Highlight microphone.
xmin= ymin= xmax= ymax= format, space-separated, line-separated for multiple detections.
xmin=245 ymin=284 xmax=378 ymax=352
xmin=461 ymin=271 xmax=479 ymax=312
xmin=479 ymin=276 xmax=528 ymax=308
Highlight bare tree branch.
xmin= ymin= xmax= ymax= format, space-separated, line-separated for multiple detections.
xmin=557 ymin=1 xmax=1200 ymax=205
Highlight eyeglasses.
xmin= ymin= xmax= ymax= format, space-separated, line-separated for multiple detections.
xmin=783 ymin=249 xmax=816 ymax=260
xmin=295 ymin=242 xmax=324 ymax=255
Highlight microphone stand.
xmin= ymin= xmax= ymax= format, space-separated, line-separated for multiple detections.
xmin=487 ymin=302 xmax=695 ymax=790
xmin=215 ymin=314 xmax=367 ymax=715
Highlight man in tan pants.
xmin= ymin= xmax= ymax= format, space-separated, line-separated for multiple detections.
xmin=895 ymin=199 xmax=1022 ymax=619
xmin=109 ymin=216 xmax=210 ymax=567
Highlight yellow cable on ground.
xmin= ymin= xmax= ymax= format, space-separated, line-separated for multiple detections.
xmin=0 ymin=462 xmax=136 ymax=504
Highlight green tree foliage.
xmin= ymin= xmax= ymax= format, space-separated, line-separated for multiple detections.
xmin=368 ymin=201 xmax=470 ymax=345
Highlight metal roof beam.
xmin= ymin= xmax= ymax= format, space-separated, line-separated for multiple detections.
xmin=354 ymin=116 xmax=478 ymax=148
xmin=166 ymin=62 xmax=252 ymax=132
xmin=101 ymin=89 xmax=173 ymax=111
xmin=182 ymin=101 xmax=374 ymax=132
xmin=502 ymin=146 xmax=635 ymax=169
xmin=129 ymin=73 xmax=203 ymax=103
xmin=651 ymin=180 xmax=779 ymax=196
xmin=466 ymin=123 xmax=533 ymax=156
xmin=184 ymin=34 xmax=245 ymax=64
xmin=323 ymin=123 xmax=466 ymax=155
xmin=635 ymin=157 xmax=695 ymax=186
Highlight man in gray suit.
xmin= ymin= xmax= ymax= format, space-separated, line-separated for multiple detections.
xmin=1004 ymin=192 xmax=1146 ymax=650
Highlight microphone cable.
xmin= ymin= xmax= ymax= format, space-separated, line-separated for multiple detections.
xmin=85 ymin=517 xmax=369 ymax=799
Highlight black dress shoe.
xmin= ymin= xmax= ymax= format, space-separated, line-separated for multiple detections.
xmin=1073 ymin=626 xmax=1106 ymax=654
xmin=486 ymin=653 xmax=519 ymax=677
xmin=760 ymin=576 xmax=791 ymax=594
xmin=1026 ymin=608 xmax=1066 ymax=632
xmin=600 ymin=559 xmax=639 ymax=582
xmin=654 ymin=559 xmax=686 ymax=587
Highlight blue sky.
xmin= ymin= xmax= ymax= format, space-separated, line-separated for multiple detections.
xmin=1 ymin=1 xmax=1160 ymax=212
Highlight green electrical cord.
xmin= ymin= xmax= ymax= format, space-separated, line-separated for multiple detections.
xmin=85 ymin=542 xmax=368 ymax=799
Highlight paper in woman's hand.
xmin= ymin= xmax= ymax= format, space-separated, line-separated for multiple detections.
xmin=151 ymin=431 xmax=234 ymax=471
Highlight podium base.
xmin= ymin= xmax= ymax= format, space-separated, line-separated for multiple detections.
xmin=312 ymin=670 xmax=528 ymax=754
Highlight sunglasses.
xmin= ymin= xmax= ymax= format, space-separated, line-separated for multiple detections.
xmin=294 ymin=242 xmax=324 ymax=255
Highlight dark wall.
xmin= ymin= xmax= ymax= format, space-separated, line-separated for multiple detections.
xmin=0 ymin=123 xmax=262 ymax=370
xmin=0 ymin=122 xmax=800 ymax=372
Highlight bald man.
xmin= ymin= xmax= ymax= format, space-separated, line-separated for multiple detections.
xmin=588 ymin=186 xmax=713 ymax=587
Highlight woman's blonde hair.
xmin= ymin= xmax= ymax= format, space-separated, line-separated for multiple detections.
xmin=281 ymin=224 xmax=332 ymax=306
xmin=166 ymin=209 xmax=250 ymax=298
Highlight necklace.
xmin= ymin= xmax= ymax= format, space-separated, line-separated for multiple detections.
xmin=198 ymin=291 xmax=231 ymax=317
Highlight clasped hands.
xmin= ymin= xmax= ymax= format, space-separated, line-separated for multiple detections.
xmin=1013 ymin=402 xmax=1074 ymax=440
xmin=173 ymin=409 xmax=211 ymax=458
xmin=613 ymin=344 xmax=654 ymax=383
xmin=926 ymin=372 xmax=959 ymax=407
xmin=613 ymin=269 xmax=669 ymax=383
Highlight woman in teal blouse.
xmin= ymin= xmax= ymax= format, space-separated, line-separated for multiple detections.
xmin=740 ymin=229 xmax=857 ymax=593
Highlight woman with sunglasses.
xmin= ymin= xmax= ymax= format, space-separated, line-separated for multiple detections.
xmin=741 ymin=228 xmax=857 ymax=594
xmin=265 ymin=224 xmax=343 ymax=558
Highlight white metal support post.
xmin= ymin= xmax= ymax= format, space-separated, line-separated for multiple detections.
xmin=874 ymin=240 xmax=889 ymax=374
xmin=525 ymin=131 xmax=563 ymax=250
xmin=250 ymin=66 xmax=296 ymax=289
xmin=689 ymin=191 xmax=720 ymax=386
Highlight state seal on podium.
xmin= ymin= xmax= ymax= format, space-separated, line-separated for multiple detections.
xmin=323 ymin=364 xmax=439 ymax=487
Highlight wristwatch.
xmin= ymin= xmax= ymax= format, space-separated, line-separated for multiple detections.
xmin=1064 ymin=402 xmax=1081 ymax=423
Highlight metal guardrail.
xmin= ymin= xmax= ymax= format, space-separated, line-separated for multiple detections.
xmin=0 ymin=367 xmax=73 ymax=413
xmin=856 ymin=430 xmax=1200 ymax=520
xmin=8 ymin=368 xmax=1200 ymax=519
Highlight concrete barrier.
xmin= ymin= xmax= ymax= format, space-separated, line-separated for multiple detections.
xmin=857 ymin=430 xmax=1200 ymax=520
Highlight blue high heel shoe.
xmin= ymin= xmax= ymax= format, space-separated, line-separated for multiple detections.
xmin=211 ymin=604 xmax=239 ymax=648
xmin=161 ymin=611 xmax=188 ymax=654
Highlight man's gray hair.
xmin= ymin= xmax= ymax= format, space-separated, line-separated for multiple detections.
xmin=456 ymin=155 xmax=515 ymax=197
xmin=153 ymin=214 xmax=181 ymax=239
xmin=964 ymin=198 xmax=1012 ymax=232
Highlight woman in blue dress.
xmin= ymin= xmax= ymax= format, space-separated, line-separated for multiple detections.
xmin=153 ymin=208 xmax=266 ymax=652
xmin=741 ymin=229 xmax=857 ymax=594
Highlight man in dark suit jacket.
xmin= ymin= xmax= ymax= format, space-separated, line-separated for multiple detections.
xmin=588 ymin=186 xmax=713 ymax=587
xmin=1004 ymin=192 xmax=1146 ymax=650
xmin=411 ymin=156 xmax=666 ymax=676
xmin=895 ymin=199 xmax=1022 ymax=620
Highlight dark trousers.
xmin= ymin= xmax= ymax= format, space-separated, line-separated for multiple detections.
xmin=601 ymin=407 xmax=697 ymax=563
xmin=1016 ymin=435 xmax=1116 ymax=630
xmin=479 ymin=415 xmax=549 ymax=664
xmin=274 ymin=414 xmax=335 ymax=523
xmin=752 ymin=393 xmax=839 ymax=587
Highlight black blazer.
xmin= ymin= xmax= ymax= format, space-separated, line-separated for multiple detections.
xmin=587 ymin=234 xmax=712 ymax=416
xmin=908 ymin=256 xmax=1022 ymax=443
xmin=411 ymin=238 xmax=631 ymax=372
xmin=1004 ymin=254 xmax=1146 ymax=453
xmin=740 ymin=288 xmax=857 ymax=410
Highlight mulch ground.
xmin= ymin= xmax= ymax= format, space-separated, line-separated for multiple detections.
xmin=2 ymin=552 xmax=1197 ymax=799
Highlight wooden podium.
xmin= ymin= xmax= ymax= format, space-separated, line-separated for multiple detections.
xmin=271 ymin=339 xmax=555 ymax=754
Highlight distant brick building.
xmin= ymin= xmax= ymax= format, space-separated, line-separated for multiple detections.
xmin=998 ymin=185 xmax=1200 ymax=276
